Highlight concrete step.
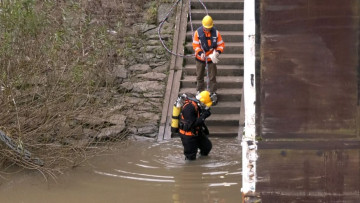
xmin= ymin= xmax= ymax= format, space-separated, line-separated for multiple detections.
xmin=206 ymin=125 xmax=239 ymax=137
xmin=186 ymin=31 xmax=243 ymax=42
xmin=183 ymin=64 xmax=243 ymax=76
xmin=205 ymin=113 xmax=240 ymax=126
xmin=188 ymin=20 xmax=243 ymax=31
xmin=184 ymin=54 xmax=244 ymax=65
xmin=190 ymin=9 xmax=243 ymax=20
xmin=191 ymin=0 xmax=244 ymax=10
xmin=179 ymin=88 xmax=242 ymax=101
xmin=210 ymin=101 xmax=241 ymax=114
xmin=181 ymin=76 xmax=243 ymax=89
xmin=185 ymin=42 xmax=243 ymax=54
xmin=172 ymin=125 xmax=239 ymax=137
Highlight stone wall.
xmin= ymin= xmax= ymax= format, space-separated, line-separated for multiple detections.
xmin=96 ymin=3 xmax=176 ymax=139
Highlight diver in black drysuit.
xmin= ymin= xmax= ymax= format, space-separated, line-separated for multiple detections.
xmin=178 ymin=97 xmax=212 ymax=160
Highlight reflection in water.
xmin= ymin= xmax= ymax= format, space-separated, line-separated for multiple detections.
xmin=0 ymin=137 xmax=243 ymax=203
xmin=94 ymin=170 xmax=175 ymax=183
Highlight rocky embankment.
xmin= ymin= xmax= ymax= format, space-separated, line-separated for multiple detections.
xmin=0 ymin=1 xmax=176 ymax=171
xmin=87 ymin=4 xmax=175 ymax=141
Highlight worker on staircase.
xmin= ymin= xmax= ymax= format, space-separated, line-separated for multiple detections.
xmin=178 ymin=91 xmax=213 ymax=160
xmin=192 ymin=15 xmax=225 ymax=105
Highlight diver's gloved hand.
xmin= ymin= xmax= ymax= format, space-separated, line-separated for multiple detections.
xmin=195 ymin=109 xmax=211 ymax=126
xmin=201 ymin=109 xmax=211 ymax=119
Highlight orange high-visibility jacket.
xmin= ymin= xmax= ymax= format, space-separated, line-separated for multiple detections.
xmin=192 ymin=27 xmax=225 ymax=62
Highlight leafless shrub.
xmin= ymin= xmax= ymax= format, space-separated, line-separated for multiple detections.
xmin=0 ymin=0 xmax=153 ymax=179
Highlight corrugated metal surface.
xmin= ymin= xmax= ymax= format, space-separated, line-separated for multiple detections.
xmin=260 ymin=0 xmax=359 ymax=139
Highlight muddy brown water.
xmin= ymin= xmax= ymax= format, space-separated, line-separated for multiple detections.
xmin=0 ymin=137 xmax=243 ymax=203
xmin=1 ymin=137 xmax=359 ymax=203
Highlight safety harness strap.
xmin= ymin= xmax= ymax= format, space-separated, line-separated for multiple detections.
xmin=179 ymin=100 xmax=200 ymax=136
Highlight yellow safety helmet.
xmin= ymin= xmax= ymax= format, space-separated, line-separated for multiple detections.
xmin=202 ymin=15 xmax=213 ymax=29
xmin=196 ymin=90 xmax=213 ymax=107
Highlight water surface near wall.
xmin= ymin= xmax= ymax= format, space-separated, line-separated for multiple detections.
xmin=1 ymin=137 xmax=359 ymax=202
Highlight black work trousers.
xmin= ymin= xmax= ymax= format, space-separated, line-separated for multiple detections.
xmin=179 ymin=134 xmax=212 ymax=160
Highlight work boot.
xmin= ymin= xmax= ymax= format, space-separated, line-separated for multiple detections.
xmin=210 ymin=92 xmax=218 ymax=106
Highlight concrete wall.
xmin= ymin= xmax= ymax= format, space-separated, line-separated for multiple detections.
xmin=257 ymin=148 xmax=360 ymax=201
xmin=260 ymin=0 xmax=360 ymax=139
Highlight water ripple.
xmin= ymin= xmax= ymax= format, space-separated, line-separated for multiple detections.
xmin=92 ymin=137 xmax=243 ymax=192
